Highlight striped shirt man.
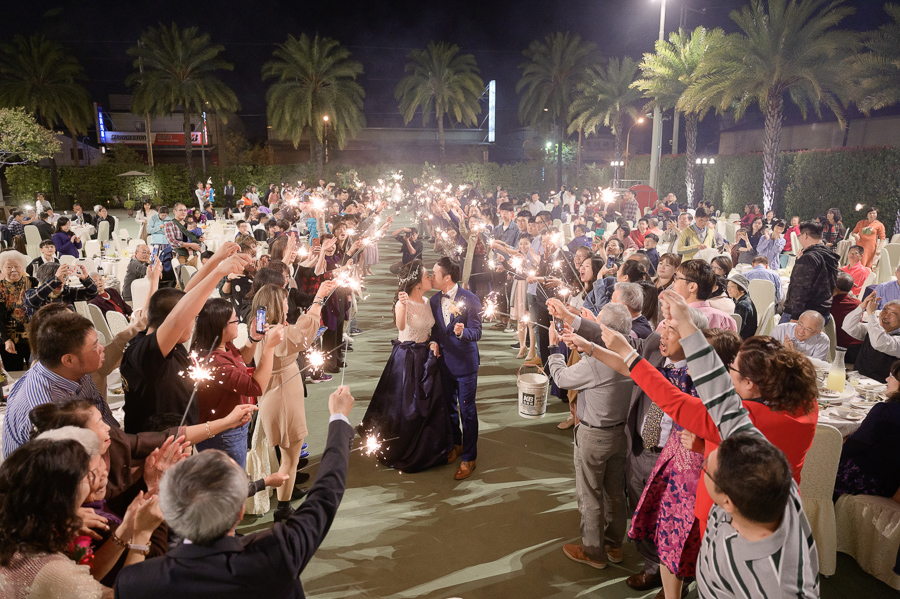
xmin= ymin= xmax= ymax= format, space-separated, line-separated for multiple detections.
xmin=681 ymin=329 xmax=819 ymax=599
xmin=2 ymin=361 xmax=119 ymax=458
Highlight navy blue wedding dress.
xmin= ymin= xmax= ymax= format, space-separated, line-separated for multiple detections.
xmin=359 ymin=300 xmax=453 ymax=472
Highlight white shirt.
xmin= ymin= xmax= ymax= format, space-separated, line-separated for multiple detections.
xmin=440 ymin=284 xmax=459 ymax=325
xmin=841 ymin=304 xmax=900 ymax=356
xmin=770 ymin=323 xmax=830 ymax=361
xmin=527 ymin=200 xmax=545 ymax=214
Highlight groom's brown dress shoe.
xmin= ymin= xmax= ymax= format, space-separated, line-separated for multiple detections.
xmin=626 ymin=570 xmax=662 ymax=590
xmin=446 ymin=444 xmax=463 ymax=464
xmin=454 ymin=460 xmax=476 ymax=480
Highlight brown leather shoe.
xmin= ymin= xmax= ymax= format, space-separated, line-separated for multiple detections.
xmin=626 ymin=570 xmax=662 ymax=590
xmin=562 ymin=543 xmax=607 ymax=569
xmin=446 ymin=444 xmax=463 ymax=464
xmin=454 ymin=460 xmax=476 ymax=480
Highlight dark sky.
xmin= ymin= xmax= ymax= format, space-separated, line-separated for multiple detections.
xmin=1 ymin=0 xmax=892 ymax=154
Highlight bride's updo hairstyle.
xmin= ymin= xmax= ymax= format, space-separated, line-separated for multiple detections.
xmin=394 ymin=259 xmax=425 ymax=315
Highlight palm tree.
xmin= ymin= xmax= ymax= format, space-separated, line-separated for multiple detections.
xmin=681 ymin=0 xmax=858 ymax=213
xmin=849 ymin=3 xmax=900 ymax=113
xmin=395 ymin=41 xmax=484 ymax=166
xmin=127 ymin=23 xmax=239 ymax=184
xmin=263 ymin=34 xmax=365 ymax=180
xmin=634 ymin=27 xmax=725 ymax=206
xmin=0 ymin=35 xmax=91 ymax=200
xmin=517 ymin=32 xmax=597 ymax=189
xmin=569 ymin=56 xmax=642 ymax=170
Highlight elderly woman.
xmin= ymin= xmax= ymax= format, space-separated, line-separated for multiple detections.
xmin=23 ymin=262 xmax=97 ymax=319
xmin=0 ymin=431 xmax=115 ymax=597
xmin=0 ymin=251 xmax=34 ymax=370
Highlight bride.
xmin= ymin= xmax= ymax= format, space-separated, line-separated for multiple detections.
xmin=359 ymin=259 xmax=453 ymax=472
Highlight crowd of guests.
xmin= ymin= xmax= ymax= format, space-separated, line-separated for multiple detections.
xmin=0 ymin=181 xmax=898 ymax=598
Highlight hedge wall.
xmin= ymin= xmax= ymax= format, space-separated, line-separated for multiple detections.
xmin=4 ymin=160 xmax=615 ymax=209
xmin=6 ymin=149 xmax=897 ymax=235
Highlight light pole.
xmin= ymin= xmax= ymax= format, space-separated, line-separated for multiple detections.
xmin=649 ymin=0 xmax=667 ymax=193
xmin=322 ymin=115 xmax=329 ymax=164
xmin=624 ymin=117 xmax=646 ymax=174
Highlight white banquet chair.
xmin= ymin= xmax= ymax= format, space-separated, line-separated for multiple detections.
xmin=97 ymin=220 xmax=110 ymax=243
xmin=748 ymin=279 xmax=775 ymax=319
xmin=59 ymin=254 xmax=76 ymax=266
xmin=755 ymin=302 xmax=776 ymax=336
xmin=85 ymin=239 xmax=101 ymax=258
xmin=798 ymin=424 xmax=843 ymax=576
xmin=835 ymin=491 xmax=900 ymax=590
xmin=23 ymin=225 xmax=42 ymax=259
xmin=87 ymin=304 xmax=113 ymax=346
xmin=128 ymin=238 xmax=147 ymax=252
xmin=130 ymin=279 xmax=152 ymax=312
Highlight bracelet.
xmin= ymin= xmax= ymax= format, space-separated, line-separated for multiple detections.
xmin=111 ymin=534 xmax=128 ymax=548
xmin=623 ymin=349 xmax=638 ymax=365
xmin=128 ymin=543 xmax=150 ymax=556
xmin=246 ymin=335 xmax=261 ymax=344
xmin=205 ymin=422 xmax=213 ymax=439
xmin=589 ymin=344 xmax=595 ymax=357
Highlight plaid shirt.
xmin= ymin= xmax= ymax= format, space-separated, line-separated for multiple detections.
xmin=622 ymin=198 xmax=640 ymax=223
xmin=163 ymin=219 xmax=187 ymax=248
xmin=7 ymin=217 xmax=24 ymax=237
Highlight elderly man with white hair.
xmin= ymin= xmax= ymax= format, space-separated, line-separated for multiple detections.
xmin=612 ymin=282 xmax=652 ymax=339
xmin=547 ymin=303 xmax=636 ymax=570
xmin=770 ymin=310 xmax=829 ymax=361
xmin=842 ymin=294 xmax=900 ymax=383
xmin=115 ymin=385 xmax=356 ymax=599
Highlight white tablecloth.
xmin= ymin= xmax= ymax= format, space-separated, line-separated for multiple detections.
xmin=70 ymin=224 xmax=95 ymax=246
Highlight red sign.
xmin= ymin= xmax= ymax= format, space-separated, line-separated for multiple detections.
xmin=152 ymin=132 xmax=204 ymax=146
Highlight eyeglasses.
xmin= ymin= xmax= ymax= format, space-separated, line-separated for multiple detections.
xmin=227 ymin=319 xmax=240 ymax=325
xmin=794 ymin=322 xmax=821 ymax=335
xmin=674 ymin=274 xmax=696 ymax=284
xmin=700 ymin=456 xmax=718 ymax=486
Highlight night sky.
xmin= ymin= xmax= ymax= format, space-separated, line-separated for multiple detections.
xmin=1 ymin=0 xmax=893 ymax=155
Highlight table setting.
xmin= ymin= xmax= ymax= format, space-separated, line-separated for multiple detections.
xmin=809 ymin=357 xmax=883 ymax=435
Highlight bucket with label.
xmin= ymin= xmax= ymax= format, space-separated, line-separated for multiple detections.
xmin=517 ymin=363 xmax=549 ymax=418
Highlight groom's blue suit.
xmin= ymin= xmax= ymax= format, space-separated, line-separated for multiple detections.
xmin=430 ymin=285 xmax=482 ymax=461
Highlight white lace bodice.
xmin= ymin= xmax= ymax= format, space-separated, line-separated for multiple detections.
xmin=398 ymin=299 xmax=434 ymax=343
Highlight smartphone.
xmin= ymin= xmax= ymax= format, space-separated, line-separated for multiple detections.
xmin=150 ymin=245 xmax=160 ymax=266
xmin=312 ymin=237 xmax=321 ymax=248
xmin=554 ymin=318 xmax=564 ymax=334
xmin=312 ymin=326 xmax=327 ymax=342
xmin=606 ymin=256 xmax=616 ymax=269
xmin=255 ymin=307 xmax=267 ymax=335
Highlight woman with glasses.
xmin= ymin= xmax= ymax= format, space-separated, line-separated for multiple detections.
xmin=193 ymin=298 xmax=283 ymax=468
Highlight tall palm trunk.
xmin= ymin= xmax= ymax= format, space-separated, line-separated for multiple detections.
xmin=315 ymin=134 xmax=325 ymax=181
xmin=183 ymin=109 xmax=194 ymax=185
xmin=556 ymin=114 xmax=564 ymax=190
xmin=437 ymin=107 xmax=446 ymax=166
xmin=614 ymin=115 xmax=624 ymax=180
xmin=576 ymin=128 xmax=583 ymax=181
xmin=762 ymin=89 xmax=784 ymax=215
xmin=684 ymin=112 xmax=699 ymax=207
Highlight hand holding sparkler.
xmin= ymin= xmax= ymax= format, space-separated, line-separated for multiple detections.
xmin=453 ymin=322 xmax=465 ymax=337
xmin=328 ymin=385 xmax=354 ymax=418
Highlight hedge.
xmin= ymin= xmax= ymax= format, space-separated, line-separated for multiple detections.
xmin=4 ymin=160 xmax=615 ymax=209
xmin=6 ymin=149 xmax=897 ymax=234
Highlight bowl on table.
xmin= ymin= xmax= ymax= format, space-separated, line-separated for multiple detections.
xmin=834 ymin=407 xmax=865 ymax=421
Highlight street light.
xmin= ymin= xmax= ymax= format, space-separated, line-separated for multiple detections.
xmin=649 ymin=0 xmax=667 ymax=192
xmin=694 ymin=157 xmax=715 ymax=165
xmin=614 ymin=117 xmax=646 ymax=187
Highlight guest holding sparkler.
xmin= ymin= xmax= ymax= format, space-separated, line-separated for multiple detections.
xmin=250 ymin=280 xmax=338 ymax=521
xmin=359 ymin=260 xmax=453 ymax=472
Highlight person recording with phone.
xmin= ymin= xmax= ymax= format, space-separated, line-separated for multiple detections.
xmin=23 ymin=262 xmax=98 ymax=319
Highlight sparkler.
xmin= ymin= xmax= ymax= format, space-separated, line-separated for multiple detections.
xmin=267 ymin=345 xmax=343 ymax=395
xmin=179 ymin=336 xmax=220 ymax=427
xmin=339 ymin=339 xmax=350 ymax=386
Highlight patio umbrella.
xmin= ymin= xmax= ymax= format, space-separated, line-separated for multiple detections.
xmin=117 ymin=170 xmax=150 ymax=176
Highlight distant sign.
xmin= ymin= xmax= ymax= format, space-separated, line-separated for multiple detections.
xmin=104 ymin=131 xmax=204 ymax=146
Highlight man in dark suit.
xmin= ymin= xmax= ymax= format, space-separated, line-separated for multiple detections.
xmin=33 ymin=211 xmax=55 ymax=240
xmin=115 ymin=385 xmax=356 ymax=599
xmin=429 ymin=257 xmax=482 ymax=480
xmin=71 ymin=203 xmax=94 ymax=228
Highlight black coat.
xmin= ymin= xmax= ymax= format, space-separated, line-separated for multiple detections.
xmin=115 ymin=420 xmax=354 ymax=599
xmin=784 ymin=242 xmax=839 ymax=320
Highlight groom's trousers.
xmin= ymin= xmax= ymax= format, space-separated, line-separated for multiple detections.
xmin=442 ymin=370 xmax=478 ymax=462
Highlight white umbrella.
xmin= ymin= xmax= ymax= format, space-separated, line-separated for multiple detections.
xmin=117 ymin=170 xmax=150 ymax=177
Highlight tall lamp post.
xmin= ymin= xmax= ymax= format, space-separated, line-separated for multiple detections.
xmin=612 ymin=116 xmax=645 ymax=187
xmin=649 ymin=0 xmax=667 ymax=192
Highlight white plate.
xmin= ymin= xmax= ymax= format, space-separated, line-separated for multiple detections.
xmin=850 ymin=400 xmax=878 ymax=409
xmin=817 ymin=385 xmax=856 ymax=402
xmin=833 ymin=408 xmax=865 ymax=421
xmin=809 ymin=357 xmax=830 ymax=369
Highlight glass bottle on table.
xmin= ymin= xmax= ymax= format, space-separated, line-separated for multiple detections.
xmin=826 ymin=347 xmax=847 ymax=393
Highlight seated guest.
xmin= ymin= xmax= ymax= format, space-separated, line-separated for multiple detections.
xmin=727 ymin=273 xmax=758 ymax=339
xmin=123 ymin=244 xmax=151 ymax=302
xmin=642 ymin=233 xmax=659 ymax=272
xmin=663 ymin=258 xmax=737 ymax=332
xmin=88 ymin=272 xmax=133 ymax=317
xmin=770 ymin=310 xmax=829 ymax=360
xmin=831 ymin=273 xmax=863 ymax=363
xmin=0 ymin=433 xmax=114 ymax=598
xmin=614 ymin=224 xmax=638 ymax=252
xmin=743 ymin=254 xmax=784 ymax=303
xmin=784 ymin=219 xmax=839 ymax=322
xmin=707 ymin=275 xmax=735 ymax=315
xmin=833 ymin=359 xmax=900 ymax=500
xmin=611 ymin=282 xmax=652 ymax=339
xmin=37 ymin=425 xmax=164 ymax=586
xmin=27 ymin=239 xmax=59 ymax=276
xmin=676 ymin=206 xmax=715 ymax=259
xmin=567 ymin=224 xmax=591 ymax=252
xmin=33 ymin=211 xmax=55 ymax=240
xmin=630 ymin=218 xmax=650 ymax=248
xmin=71 ymin=203 xmax=94 ymax=227
xmin=234 ymin=220 xmax=251 ymax=240
xmin=23 ymin=262 xmax=98 ymax=319
xmin=114 ymin=386 xmax=356 ymax=599
xmin=2 ymin=309 xmax=119 ymax=458
xmin=121 ymin=243 xmax=251 ymax=433
xmin=841 ymin=294 xmax=900 ymax=383
xmin=871 ymin=262 xmax=900 ymax=309
xmin=93 ymin=205 xmax=117 ymax=239
xmin=547 ymin=304 xmax=634 ymax=570
xmin=732 ymin=227 xmax=758 ymax=265
xmin=842 ymin=245 xmax=871 ymax=296
xmin=53 ymin=217 xmax=84 ymax=258
xmin=711 ymin=255 xmax=733 ymax=278
xmin=756 ymin=219 xmax=786 ymax=270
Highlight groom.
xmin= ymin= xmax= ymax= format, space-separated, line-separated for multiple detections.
xmin=430 ymin=257 xmax=483 ymax=480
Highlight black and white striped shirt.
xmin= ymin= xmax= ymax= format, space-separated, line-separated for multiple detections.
xmin=680 ymin=330 xmax=820 ymax=599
